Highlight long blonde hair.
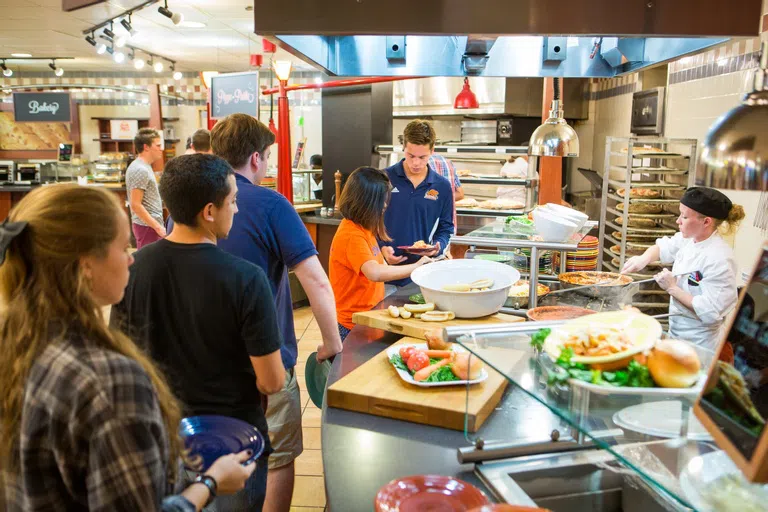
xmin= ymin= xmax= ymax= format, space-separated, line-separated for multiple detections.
xmin=0 ymin=185 xmax=182 ymax=478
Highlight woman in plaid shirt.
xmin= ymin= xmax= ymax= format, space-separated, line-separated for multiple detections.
xmin=0 ymin=185 xmax=253 ymax=511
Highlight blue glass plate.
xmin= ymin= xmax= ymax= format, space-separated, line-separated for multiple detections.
xmin=179 ymin=415 xmax=264 ymax=472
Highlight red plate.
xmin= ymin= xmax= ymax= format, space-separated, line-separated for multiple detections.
xmin=375 ymin=475 xmax=489 ymax=512
xmin=397 ymin=245 xmax=436 ymax=255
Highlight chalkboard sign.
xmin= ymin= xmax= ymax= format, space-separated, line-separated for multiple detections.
xmin=210 ymin=72 xmax=260 ymax=119
xmin=58 ymin=142 xmax=73 ymax=162
xmin=13 ymin=92 xmax=72 ymax=123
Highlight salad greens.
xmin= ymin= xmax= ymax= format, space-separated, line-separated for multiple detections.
xmin=505 ymin=215 xmax=533 ymax=226
xmin=530 ymin=328 xmax=551 ymax=351
xmin=548 ymin=347 xmax=656 ymax=388
xmin=389 ymin=353 xmax=459 ymax=382
xmin=408 ymin=293 xmax=425 ymax=305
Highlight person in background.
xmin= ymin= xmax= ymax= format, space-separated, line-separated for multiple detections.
xmin=126 ymin=127 xmax=166 ymax=248
xmin=309 ymin=154 xmax=323 ymax=200
xmin=184 ymin=136 xmax=194 ymax=155
xmin=112 ymin=155 xmax=286 ymax=511
xmin=0 ymin=184 xmax=255 ymax=511
xmin=190 ymin=129 xmax=213 ymax=154
xmin=622 ymin=187 xmax=746 ymax=350
xmin=208 ymin=114 xmax=343 ymax=512
xmin=330 ymin=167 xmax=431 ymax=340
xmin=428 ymin=152 xmax=463 ymax=233
xmin=381 ymin=120 xmax=454 ymax=286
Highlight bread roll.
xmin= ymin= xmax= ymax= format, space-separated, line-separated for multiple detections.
xmin=647 ymin=339 xmax=701 ymax=388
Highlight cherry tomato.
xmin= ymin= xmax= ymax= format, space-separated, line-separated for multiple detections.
xmin=407 ymin=351 xmax=430 ymax=373
xmin=399 ymin=346 xmax=416 ymax=362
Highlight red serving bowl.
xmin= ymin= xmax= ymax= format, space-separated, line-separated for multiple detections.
xmin=375 ymin=474 xmax=490 ymax=512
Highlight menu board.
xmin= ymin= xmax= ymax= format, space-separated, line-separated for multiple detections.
xmin=210 ymin=72 xmax=260 ymax=119
xmin=696 ymin=245 xmax=768 ymax=480
xmin=57 ymin=142 xmax=73 ymax=162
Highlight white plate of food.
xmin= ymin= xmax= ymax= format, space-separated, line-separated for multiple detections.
xmin=386 ymin=343 xmax=489 ymax=388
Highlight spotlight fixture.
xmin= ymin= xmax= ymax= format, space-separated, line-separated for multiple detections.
xmin=170 ymin=64 xmax=182 ymax=80
xmin=85 ymin=32 xmax=97 ymax=47
xmin=103 ymin=23 xmax=115 ymax=39
xmin=115 ymin=35 xmax=128 ymax=48
xmin=153 ymin=60 xmax=164 ymax=73
xmin=134 ymin=57 xmax=145 ymax=70
xmin=96 ymin=43 xmax=107 ymax=55
xmin=158 ymin=0 xmax=183 ymax=25
xmin=49 ymin=60 xmax=64 ymax=77
xmin=120 ymin=14 xmax=137 ymax=37
xmin=114 ymin=51 xmax=125 ymax=64
xmin=1 ymin=61 xmax=12 ymax=78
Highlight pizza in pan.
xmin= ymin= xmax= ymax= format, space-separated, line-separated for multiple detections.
xmin=616 ymin=187 xmax=661 ymax=199
xmin=508 ymin=279 xmax=550 ymax=298
xmin=455 ymin=197 xmax=479 ymax=208
xmin=614 ymin=216 xmax=657 ymax=229
xmin=559 ymin=271 xmax=632 ymax=287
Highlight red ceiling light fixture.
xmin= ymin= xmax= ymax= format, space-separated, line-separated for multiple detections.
xmin=454 ymin=77 xmax=479 ymax=109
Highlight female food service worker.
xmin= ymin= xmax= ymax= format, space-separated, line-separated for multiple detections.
xmin=622 ymin=187 xmax=746 ymax=350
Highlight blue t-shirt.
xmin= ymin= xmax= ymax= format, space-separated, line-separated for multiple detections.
xmin=382 ymin=159 xmax=455 ymax=286
xmin=168 ymin=173 xmax=318 ymax=369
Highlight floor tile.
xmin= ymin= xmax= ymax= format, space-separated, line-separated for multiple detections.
xmin=291 ymin=476 xmax=326 ymax=508
xmin=295 ymin=448 xmax=324 ymax=476
xmin=303 ymin=427 xmax=322 ymax=450
xmin=302 ymin=406 xmax=321 ymax=428
xmin=300 ymin=391 xmax=310 ymax=409
xmin=289 ymin=506 xmax=325 ymax=512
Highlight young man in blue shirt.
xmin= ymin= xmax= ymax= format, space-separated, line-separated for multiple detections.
xmin=208 ymin=114 xmax=343 ymax=512
xmin=382 ymin=120 xmax=455 ymax=286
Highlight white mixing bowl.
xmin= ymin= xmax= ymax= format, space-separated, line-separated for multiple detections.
xmin=532 ymin=207 xmax=579 ymax=242
xmin=410 ymin=259 xmax=520 ymax=318
xmin=543 ymin=203 xmax=589 ymax=231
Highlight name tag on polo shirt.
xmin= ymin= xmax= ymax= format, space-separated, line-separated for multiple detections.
xmin=688 ymin=271 xmax=703 ymax=287
xmin=424 ymin=189 xmax=439 ymax=201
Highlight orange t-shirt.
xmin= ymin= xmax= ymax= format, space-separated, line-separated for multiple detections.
xmin=329 ymin=219 xmax=385 ymax=329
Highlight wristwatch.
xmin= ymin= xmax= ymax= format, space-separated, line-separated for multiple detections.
xmin=194 ymin=474 xmax=218 ymax=506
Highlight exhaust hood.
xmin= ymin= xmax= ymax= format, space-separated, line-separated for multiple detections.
xmin=254 ymin=0 xmax=761 ymax=79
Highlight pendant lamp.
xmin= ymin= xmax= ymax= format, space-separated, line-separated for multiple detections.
xmin=454 ymin=77 xmax=479 ymax=109
xmin=528 ymin=77 xmax=579 ymax=158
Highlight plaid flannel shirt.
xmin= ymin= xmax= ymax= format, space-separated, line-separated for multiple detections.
xmin=2 ymin=335 xmax=194 ymax=512
xmin=428 ymin=154 xmax=461 ymax=234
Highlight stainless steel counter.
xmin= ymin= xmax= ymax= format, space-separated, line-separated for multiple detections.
xmin=320 ymin=284 xmax=566 ymax=510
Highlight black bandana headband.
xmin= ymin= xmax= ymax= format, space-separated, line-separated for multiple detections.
xmin=680 ymin=187 xmax=732 ymax=220
xmin=0 ymin=218 xmax=28 ymax=265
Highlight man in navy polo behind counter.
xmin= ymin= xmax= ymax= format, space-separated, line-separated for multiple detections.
xmin=382 ymin=119 xmax=455 ymax=286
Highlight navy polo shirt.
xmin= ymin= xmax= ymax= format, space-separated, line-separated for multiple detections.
xmin=170 ymin=173 xmax=318 ymax=369
xmin=382 ymin=159 xmax=455 ymax=286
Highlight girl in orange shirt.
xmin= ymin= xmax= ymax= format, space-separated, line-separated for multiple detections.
xmin=329 ymin=167 xmax=430 ymax=340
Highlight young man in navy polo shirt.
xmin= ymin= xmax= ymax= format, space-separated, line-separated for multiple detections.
xmin=382 ymin=120 xmax=455 ymax=286
xmin=208 ymin=114 xmax=343 ymax=512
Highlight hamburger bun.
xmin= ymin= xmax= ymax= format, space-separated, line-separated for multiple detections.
xmin=647 ymin=339 xmax=701 ymax=388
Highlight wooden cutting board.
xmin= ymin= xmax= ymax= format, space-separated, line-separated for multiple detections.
xmin=352 ymin=309 xmax=525 ymax=340
xmin=326 ymin=337 xmax=526 ymax=432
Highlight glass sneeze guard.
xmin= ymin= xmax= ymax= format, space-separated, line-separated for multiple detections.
xmin=446 ymin=320 xmax=725 ymax=511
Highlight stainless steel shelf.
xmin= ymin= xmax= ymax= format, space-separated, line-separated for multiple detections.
xmin=607 ymin=192 xmax=682 ymax=204
xmin=609 ymin=165 xmax=689 ymax=175
xmin=608 ymin=179 xmax=687 ymax=190
xmin=609 ymin=151 xmax=689 ymax=159
xmin=459 ymin=177 xmax=529 ymax=186
xmin=606 ymin=206 xmax=678 ymax=219
xmin=605 ymin=220 xmax=676 ymax=236
xmin=457 ymin=208 xmax=526 ymax=217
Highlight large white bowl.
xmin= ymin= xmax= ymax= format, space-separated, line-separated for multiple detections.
xmin=532 ymin=208 xmax=579 ymax=242
xmin=543 ymin=203 xmax=589 ymax=231
xmin=410 ymin=259 xmax=520 ymax=318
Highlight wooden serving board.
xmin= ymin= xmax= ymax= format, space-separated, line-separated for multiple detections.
xmin=326 ymin=337 xmax=526 ymax=432
xmin=352 ymin=309 xmax=525 ymax=340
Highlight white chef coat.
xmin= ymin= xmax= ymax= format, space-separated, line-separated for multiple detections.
xmin=656 ymin=231 xmax=739 ymax=350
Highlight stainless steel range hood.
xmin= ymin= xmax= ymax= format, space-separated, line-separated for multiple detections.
xmin=254 ymin=0 xmax=761 ymax=78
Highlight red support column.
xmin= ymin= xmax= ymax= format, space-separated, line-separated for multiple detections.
xmin=276 ymin=80 xmax=293 ymax=203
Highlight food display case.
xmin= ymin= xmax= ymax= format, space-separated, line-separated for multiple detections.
xmin=53 ymin=154 xmax=89 ymax=181
xmin=597 ymin=137 xmax=697 ymax=317
xmin=441 ymin=315 xmax=765 ymax=511
xmin=292 ymin=169 xmax=322 ymax=204
xmin=375 ymin=145 xmax=537 ymax=233
xmin=92 ymin=152 xmax=130 ymax=183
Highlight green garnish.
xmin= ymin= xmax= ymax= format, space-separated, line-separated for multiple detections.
xmin=390 ymin=354 xmax=409 ymax=372
xmin=408 ymin=293 xmax=425 ymax=305
xmin=424 ymin=365 xmax=460 ymax=383
xmin=530 ymin=328 xmax=551 ymax=351
xmin=626 ymin=360 xmax=654 ymax=388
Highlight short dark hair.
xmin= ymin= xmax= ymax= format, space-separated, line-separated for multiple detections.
xmin=211 ymin=113 xmax=275 ymax=169
xmin=403 ymin=119 xmax=436 ymax=149
xmin=159 ymin=154 xmax=234 ymax=227
xmin=134 ymin=127 xmax=160 ymax=154
xmin=338 ymin=167 xmax=391 ymax=241
xmin=309 ymin=154 xmax=322 ymax=167
xmin=191 ymin=129 xmax=211 ymax=152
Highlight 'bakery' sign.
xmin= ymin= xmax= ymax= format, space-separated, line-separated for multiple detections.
xmin=13 ymin=92 xmax=72 ymax=123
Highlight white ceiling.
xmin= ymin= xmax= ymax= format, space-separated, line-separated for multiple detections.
xmin=0 ymin=0 xmax=316 ymax=73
